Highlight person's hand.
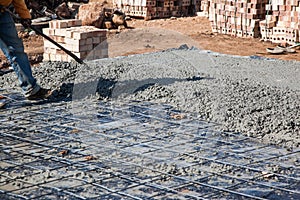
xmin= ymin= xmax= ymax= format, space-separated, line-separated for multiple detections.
xmin=21 ymin=18 xmax=32 ymax=29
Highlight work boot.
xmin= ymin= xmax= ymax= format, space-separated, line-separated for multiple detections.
xmin=0 ymin=95 xmax=7 ymax=109
xmin=26 ymin=88 xmax=52 ymax=100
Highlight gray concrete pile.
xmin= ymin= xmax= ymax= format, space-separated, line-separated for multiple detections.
xmin=0 ymin=47 xmax=299 ymax=150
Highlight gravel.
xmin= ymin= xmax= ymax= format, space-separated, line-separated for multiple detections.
xmin=0 ymin=46 xmax=299 ymax=150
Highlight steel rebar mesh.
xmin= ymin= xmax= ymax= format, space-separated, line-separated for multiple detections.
xmin=0 ymin=91 xmax=299 ymax=199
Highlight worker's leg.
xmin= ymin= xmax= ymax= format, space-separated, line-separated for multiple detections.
xmin=0 ymin=11 xmax=40 ymax=97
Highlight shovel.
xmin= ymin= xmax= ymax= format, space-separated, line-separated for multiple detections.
xmin=4 ymin=7 xmax=84 ymax=64
xmin=276 ymin=43 xmax=300 ymax=53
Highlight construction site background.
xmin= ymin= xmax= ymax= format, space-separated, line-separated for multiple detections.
xmin=20 ymin=0 xmax=300 ymax=45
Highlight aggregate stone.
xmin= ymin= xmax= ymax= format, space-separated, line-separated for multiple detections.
xmin=0 ymin=47 xmax=299 ymax=150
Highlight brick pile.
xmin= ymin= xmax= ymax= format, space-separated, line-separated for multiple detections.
xmin=113 ymin=0 xmax=201 ymax=20
xmin=206 ymin=0 xmax=268 ymax=38
xmin=205 ymin=0 xmax=300 ymax=44
xmin=260 ymin=0 xmax=299 ymax=44
xmin=43 ymin=19 xmax=108 ymax=62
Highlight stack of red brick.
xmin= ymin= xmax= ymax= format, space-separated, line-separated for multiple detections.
xmin=260 ymin=0 xmax=299 ymax=44
xmin=113 ymin=0 xmax=201 ymax=20
xmin=205 ymin=0 xmax=268 ymax=38
xmin=43 ymin=19 xmax=108 ymax=62
xmin=204 ymin=0 xmax=300 ymax=44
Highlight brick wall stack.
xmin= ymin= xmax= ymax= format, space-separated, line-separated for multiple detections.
xmin=205 ymin=0 xmax=300 ymax=44
xmin=260 ymin=0 xmax=299 ymax=44
xmin=207 ymin=0 xmax=268 ymax=38
xmin=113 ymin=0 xmax=202 ymax=20
xmin=43 ymin=19 xmax=108 ymax=62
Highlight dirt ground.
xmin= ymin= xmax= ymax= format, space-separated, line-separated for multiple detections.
xmin=125 ymin=16 xmax=300 ymax=61
xmin=1 ymin=16 xmax=300 ymax=66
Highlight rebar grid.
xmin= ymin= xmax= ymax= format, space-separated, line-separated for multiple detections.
xmin=0 ymin=92 xmax=299 ymax=199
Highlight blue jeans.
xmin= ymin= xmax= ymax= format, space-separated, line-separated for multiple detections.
xmin=0 ymin=11 xmax=40 ymax=97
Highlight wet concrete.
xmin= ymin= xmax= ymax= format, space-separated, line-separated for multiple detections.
xmin=2 ymin=46 xmax=298 ymax=149
xmin=0 ymin=98 xmax=299 ymax=199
